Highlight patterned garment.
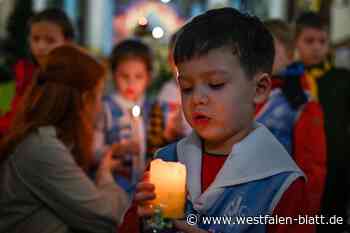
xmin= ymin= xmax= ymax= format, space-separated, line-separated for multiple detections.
xmin=256 ymin=62 xmax=309 ymax=155
xmin=94 ymin=93 xmax=154 ymax=193
xmin=305 ymin=60 xmax=332 ymax=101
xmin=256 ymin=62 xmax=327 ymax=217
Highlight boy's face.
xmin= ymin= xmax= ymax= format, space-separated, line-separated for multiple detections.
xmin=30 ymin=21 xmax=67 ymax=66
xmin=177 ymin=47 xmax=270 ymax=152
xmin=273 ymin=38 xmax=292 ymax=74
xmin=296 ymin=27 xmax=329 ymax=66
xmin=114 ymin=59 xmax=150 ymax=102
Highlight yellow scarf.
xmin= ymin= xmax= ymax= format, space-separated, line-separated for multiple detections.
xmin=305 ymin=60 xmax=332 ymax=101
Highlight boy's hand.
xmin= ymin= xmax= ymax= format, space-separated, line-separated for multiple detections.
xmin=173 ymin=220 xmax=208 ymax=233
xmin=135 ymin=172 xmax=156 ymax=217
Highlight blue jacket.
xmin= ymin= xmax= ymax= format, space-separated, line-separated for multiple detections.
xmin=256 ymin=89 xmax=300 ymax=155
xmin=155 ymin=123 xmax=304 ymax=233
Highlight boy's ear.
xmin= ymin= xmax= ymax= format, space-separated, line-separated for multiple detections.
xmin=253 ymin=73 xmax=271 ymax=104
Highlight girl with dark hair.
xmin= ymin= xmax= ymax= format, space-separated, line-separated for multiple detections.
xmin=0 ymin=8 xmax=75 ymax=137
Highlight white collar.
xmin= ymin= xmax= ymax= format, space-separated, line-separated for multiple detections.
xmin=176 ymin=122 xmax=304 ymax=212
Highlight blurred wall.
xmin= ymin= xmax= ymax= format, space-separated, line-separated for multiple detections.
xmin=0 ymin=0 xmax=15 ymax=39
xmin=331 ymin=0 xmax=350 ymax=44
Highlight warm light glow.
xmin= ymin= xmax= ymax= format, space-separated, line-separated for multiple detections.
xmin=138 ymin=16 xmax=148 ymax=26
xmin=150 ymin=159 xmax=186 ymax=219
xmin=132 ymin=105 xmax=141 ymax=117
xmin=114 ymin=1 xmax=184 ymax=41
xmin=152 ymin=26 xmax=164 ymax=39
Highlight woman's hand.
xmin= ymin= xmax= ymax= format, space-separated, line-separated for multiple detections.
xmin=111 ymin=139 xmax=140 ymax=157
xmin=95 ymin=149 xmax=122 ymax=185
xmin=98 ymin=149 xmax=121 ymax=173
xmin=125 ymin=139 xmax=141 ymax=155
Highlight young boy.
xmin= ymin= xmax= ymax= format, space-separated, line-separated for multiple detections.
xmin=256 ymin=19 xmax=326 ymax=217
xmin=295 ymin=12 xmax=350 ymax=233
xmin=94 ymin=39 xmax=154 ymax=194
xmin=121 ymin=8 xmax=311 ymax=233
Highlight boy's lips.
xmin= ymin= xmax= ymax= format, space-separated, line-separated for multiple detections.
xmin=192 ymin=112 xmax=210 ymax=126
xmin=125 ymin=88 xmax=135 ymax=95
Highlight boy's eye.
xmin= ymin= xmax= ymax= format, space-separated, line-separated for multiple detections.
xmin=46 ymin=37 xmax=55 ymax=44
xmin=319 ymin=39 xmax=326 ymax=45
xmin=119 ymin=74 xmax=129 ymax=80
xmin=209 ymin=83 xmax=225 ymax=90
xmin=305 ymin=38 xmax=314 ymax=45
xmin=179 ymin=84 xmax=193 ymax=94
xmin=31 ymin=36 xmax=40 ymax=42
xmin=135 ymin=74 xmax=146 ymax=80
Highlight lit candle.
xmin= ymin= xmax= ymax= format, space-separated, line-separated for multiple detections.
xmin=132 ymin=105 xmax=141 ymax=118
xmin=130 ymin=104 xmax=145 ymax=182
xmin=150 ymin=159 xmax=187 ymax=219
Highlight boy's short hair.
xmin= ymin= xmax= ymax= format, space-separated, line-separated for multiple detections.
xmin=168 ymin=31 xmax=179 ymax=52
xmin=110 ymin=39 xmax=153 ymax=74
xmin=264 ymin=19 xmax=294 ymax=57
xmin=295 ymin=12 xmax=328 ymax=38
xmin=173 ymin=7 xmax=275 ymax=77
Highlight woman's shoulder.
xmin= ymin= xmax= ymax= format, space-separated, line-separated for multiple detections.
xmin=22 ymin=126 xmax=65 ymax=147
xmin=11 ymin=126 xmax=69 ymax=165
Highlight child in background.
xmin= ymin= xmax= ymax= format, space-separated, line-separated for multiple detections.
xmin=256 ymin=19 xmax=326 ymax=219
xmin=121 ymin=8 xmax=312 ymax=233
xmin=94 ymin=39 xmax=154 ymax=195
xmin=295 ymin=12 xmax=350 ymax=233
xmin=147 ymin=32 xmax=191 ymax=155
xmin=0 ymin=8 xmax=74 ymax=136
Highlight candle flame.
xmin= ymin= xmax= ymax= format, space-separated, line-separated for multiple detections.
xmin=132 ymin=105 xmax=141 ymax=117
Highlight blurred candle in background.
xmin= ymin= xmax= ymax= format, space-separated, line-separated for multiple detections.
xmin=130 ymin=104 xmax=144 ymax=183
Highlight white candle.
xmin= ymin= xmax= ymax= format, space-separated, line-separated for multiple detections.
xmin=130 ymin=104 xmax=145 ymax=182
xmin=150 ymin=159 xmax=187 ymax=219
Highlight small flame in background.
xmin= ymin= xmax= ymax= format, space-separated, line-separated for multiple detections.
xmin=132 ymin=105 xmax=141 ymax=117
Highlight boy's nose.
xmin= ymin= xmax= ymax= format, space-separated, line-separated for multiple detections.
xmin=37 ymin=40 xmax=48 ymax=51
xmin=312 ymin=41 xmax=324 ymax=51
xmin=126 ymin=77 xmax=137 ymax=85
xmin=192 ymin=87 xmax=209 ymax=105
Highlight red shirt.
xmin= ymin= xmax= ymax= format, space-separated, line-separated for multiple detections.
xmin=0 ymin=59 xmax=36 ymax=135
xmin=201 ymin=152 xmax=228 ymax=192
